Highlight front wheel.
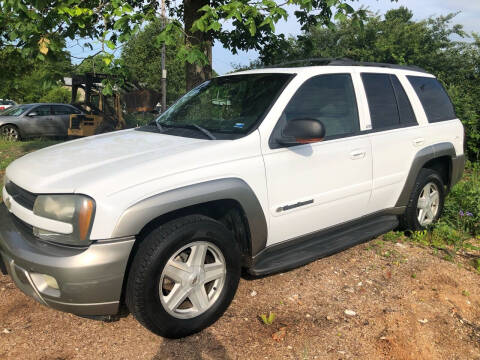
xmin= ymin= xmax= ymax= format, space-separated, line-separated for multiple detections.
xmin=126 ymin=215 xmax=241 ymax=338
xmin=1 ymin=125 xmax=20 ymax=141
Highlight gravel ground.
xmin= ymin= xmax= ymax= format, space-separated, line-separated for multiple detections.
xmin=1 ymin=238 xmax=480 ymax=360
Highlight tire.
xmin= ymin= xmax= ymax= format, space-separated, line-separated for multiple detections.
xmin=125 ymin=215 xmax=241 ymax=338
xmin=399 ymin=168 xmax=445 ymax=231
xmin=1 ymin=125 xmax=20 ymax=141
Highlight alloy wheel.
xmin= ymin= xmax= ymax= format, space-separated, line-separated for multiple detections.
xmin=159 ymin=241 xmax=227 ymax=319
xmin=1 ymin=126 xmax=19 ymax=141
xmin=416 ymin=182 xmax=440 ymax=226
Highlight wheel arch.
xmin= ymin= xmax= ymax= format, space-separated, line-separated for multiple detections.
xmin=112 ymin=178 xmax=268 ymax=260
xmin=395 ymin=142 xmax=464 ymax=207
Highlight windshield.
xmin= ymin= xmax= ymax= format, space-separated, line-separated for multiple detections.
xmin=155 ymin=73 xmax=293 ymax=137
xmin=1 ymin=104 xmax=33 ymax=116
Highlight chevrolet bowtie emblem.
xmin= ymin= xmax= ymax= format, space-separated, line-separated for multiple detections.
xmin=4 ymin=196 xmax=11 ymax=211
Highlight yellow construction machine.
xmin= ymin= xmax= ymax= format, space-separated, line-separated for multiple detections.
xmin=66 ymin=73 xmax=160 ymax=137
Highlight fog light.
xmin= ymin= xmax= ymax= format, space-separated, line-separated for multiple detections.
xmin=30 ymin=273 xmax=60 ymax=297
xmin=42 ymin=274 xmax=59 ymax=290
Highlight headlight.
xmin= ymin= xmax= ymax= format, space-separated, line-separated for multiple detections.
xmin=33 ymin=195 xmax=95 ymax=246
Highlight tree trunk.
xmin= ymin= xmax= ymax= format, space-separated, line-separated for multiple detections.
xmin=184 ymin=0 xmax=212 ymax=91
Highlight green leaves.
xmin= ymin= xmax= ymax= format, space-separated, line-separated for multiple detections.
xmin=260 ymin=312 xmax=276 ymax=325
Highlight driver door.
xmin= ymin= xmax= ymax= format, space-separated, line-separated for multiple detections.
xmin=23 ymin=105 xmax=54 ymax=136
xmin=262 ymin=73 xmax=372 ymax=245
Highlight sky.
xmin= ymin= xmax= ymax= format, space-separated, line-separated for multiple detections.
xmin=70 ymin=0 xmax=480 ymax=75
xmin=212 ymin=0 xmax=480 ymax=74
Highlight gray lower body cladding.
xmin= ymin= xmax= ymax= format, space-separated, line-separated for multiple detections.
xmin=396 ymin=142 xmax=465 ymax=207
xmin=112 ymin=177 xmax=268 ymax=257
xmin=0 ymin=204 xmax=134 ymax=316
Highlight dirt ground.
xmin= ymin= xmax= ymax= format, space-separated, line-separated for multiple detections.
xmin=1 ymin=237 xmax=480 ymax=360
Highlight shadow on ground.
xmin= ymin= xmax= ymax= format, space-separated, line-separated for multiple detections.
xmin=153 ymin=331 xmax=231 ymax=360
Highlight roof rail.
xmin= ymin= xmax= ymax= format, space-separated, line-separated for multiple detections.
xmin=264 ymin=58 xmax=428 ymax=73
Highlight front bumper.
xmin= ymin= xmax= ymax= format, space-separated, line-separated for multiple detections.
xmin=0 ymin=203 xmax=135 ymax=316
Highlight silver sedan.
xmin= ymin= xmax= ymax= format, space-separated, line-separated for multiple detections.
xmin=0 ymin=103 xmax=82 ymax=141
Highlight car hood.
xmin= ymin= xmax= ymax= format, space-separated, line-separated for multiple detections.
xmin=0 ymin=115 xmax=20 ymax=123
xmin=6 ymin=129 xmax=216 ymax=194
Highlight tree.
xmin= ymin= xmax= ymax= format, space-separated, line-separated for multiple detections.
xmin=121 ymin=19 xmax=185 ymax=104
xmin=0 ymin=47 xmax=72 ymax=103
xmin=1 ymin=0 xmax=368 ymax=91
xmin=256 ymin=7 xmax=480 ymax=159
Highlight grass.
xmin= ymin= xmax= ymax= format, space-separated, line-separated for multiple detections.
xmin=0 ymin=138 xmax=61 ymax=200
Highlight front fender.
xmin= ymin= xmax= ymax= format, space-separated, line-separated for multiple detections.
xmin=111 ymin=178 xmax=268 ymax=256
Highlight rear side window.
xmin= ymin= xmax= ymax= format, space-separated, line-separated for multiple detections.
xmin=390 ymin=76 xmax=416 ymax=125
xmin=282 ymin=73 xmax=359 ymax=138
xmin=407 ymin=76 xmax=456 ymax=122
xmin=52 ymin=105 xmax=79 ymax=115
xmin=361 ymin=73 xmax=417 ymax=130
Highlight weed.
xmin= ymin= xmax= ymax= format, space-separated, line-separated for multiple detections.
xmin=473 ymin=258 xmax=480 ymax=272
xmin=383 ymin=231 xmax=404 ymax=242
xmin=411 ymin=230 xmax=430 ymax=245
xmin=462 ymin=290 xmax=470 ymax=297
xmin=259 ymin=312 xmax=276 ymax=325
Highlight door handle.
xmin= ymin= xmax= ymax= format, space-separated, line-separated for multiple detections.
xmin=413 ymin=138 xmax=425 ymax=146
xmin=350 ymin=150 xmax=366 ymax=160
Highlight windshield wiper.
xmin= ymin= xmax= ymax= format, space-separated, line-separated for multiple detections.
xmin=167 ymin=124 xmax=217 ymax=140
xmin=189 ymin=124 xmax=217 ymax=140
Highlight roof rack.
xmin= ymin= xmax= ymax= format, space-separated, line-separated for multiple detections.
xmin=264 ymin=58 xmax=428 ymax=73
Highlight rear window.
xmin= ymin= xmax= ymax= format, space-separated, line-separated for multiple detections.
xmin=407 ymin=76 xmax=456 ymax=122
xmin=362 ymin=73 xmax=418 ymax=130
xmin=391 ymin=75 xmax=416 ymax=125
xmin=361 ymin=73 xmax=400 ymax=129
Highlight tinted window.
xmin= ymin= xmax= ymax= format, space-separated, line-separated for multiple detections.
xmin=391 ymin=75 xmax=417 ymax=125
xmin=407 ymin=76 xmax=456 ymax=122
xmin=52 ymin=105 xmax=77 ymax=115
xmin=32 ymin=105 xmax=51 ymax=116
xmin=282 ymin=74 xmax=359 ymax=138
xmin=362 ymin=73 xmax=399 ymax=129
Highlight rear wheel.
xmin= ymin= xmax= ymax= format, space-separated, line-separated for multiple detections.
xmin=1 ymin=125 xmax=20 ymax=141
xmin=400 ymin=168 xmax=445 ymax=231
xmin=126 ymin=215 xmax=241 ymax=338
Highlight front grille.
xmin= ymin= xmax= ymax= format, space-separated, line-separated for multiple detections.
xmin=5 ymin=181 xmax=37 ymax=211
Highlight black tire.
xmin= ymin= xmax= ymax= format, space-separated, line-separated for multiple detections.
xmin=1 ymin=124 xmax=20 ymax=141
xmin=125 ymin=215 xmax=241 ymax=338
xmin=399 ymin=168 xmax=445 ymax=231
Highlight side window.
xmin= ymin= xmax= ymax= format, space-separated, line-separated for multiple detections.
xmin=32 ymin=105 xmax=51 ymax=116
xmin=390 ymin=75 xmax=417 ymax=125
xmin=282 ymin=74 xmax=359 ymax=138
xmin=407 ymin=76 xmax=456 ymax=122
xmin=361 ymin=73 xmax=399 ymax=129
xmin=52 ymin=105 xmax=77 ymax=115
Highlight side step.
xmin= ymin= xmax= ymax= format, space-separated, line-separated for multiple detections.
xmin=249 ymin=215 xmax=399 ymax=276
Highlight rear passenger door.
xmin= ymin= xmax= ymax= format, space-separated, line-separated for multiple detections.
xmin=51 ymin=105 xmax=80 ymax=136
xmin=360 ymin=72 xmax=424 ymax=213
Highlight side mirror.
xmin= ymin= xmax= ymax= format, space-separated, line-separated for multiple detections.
xmin=277 ymin=118 xmax=326 ymax=146
xmin=27 ymin=111 xmax=38 ymax=117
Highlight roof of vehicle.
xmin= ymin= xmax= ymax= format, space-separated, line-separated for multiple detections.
xmin=20 ymin=103 xmax=76 ymax=106
xmin=231 ymin=58 xmax=434 ymax=77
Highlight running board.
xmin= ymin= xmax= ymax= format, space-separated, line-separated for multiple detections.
xmin=249 ymin=215 xmax=399 ymax=276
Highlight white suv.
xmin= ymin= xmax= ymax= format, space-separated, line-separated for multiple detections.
xmin=0 ymin=60 xmax=465 ymax=338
